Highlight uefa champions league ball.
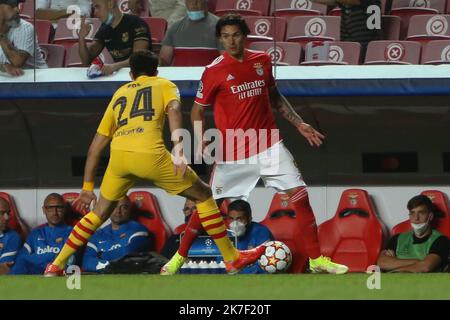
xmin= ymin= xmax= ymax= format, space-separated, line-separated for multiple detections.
xmin=258 ymin=241 xmax=292 ymax=273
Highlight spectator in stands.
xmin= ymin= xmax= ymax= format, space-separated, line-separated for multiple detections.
xmin=149 ymin=0 xmax=186 ymax=27
xmin=0 ymin=0 xmax=47 ymax=77
xmin=312 ymin=0 xmax=382 ymax=59
xmin=377 ymin=195 xmax=450 ymax=272
xmin=159 ymin=0 xmax=222 ymax=66
xmin=0 ymin=197 xmax=22 ymax=274
xmin=82 ymin=196 xmax=153 ymax=273
xmin=9 ymin=193 xmax=74 ymax=275
xmin=78 ymin=0 xmax=151 ymax=75
xmin=35 ymin=0 xmax=92 ymax=25
xmin=127 ymin=0 xmax=147 ymax=16
xmin=225 ymin=200 xmax=274 ymax=274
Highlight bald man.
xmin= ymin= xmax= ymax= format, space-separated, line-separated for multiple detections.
xmin=0 ymin=197 xmax=22 ymax=274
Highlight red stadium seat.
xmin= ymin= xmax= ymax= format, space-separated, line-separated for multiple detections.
xmin=249 ymin=41 xmax=301 ymax=65
xmin=118 ymin=0 xmax=150 ymax=17
xmin=390 ymin=0 xmax=446 ymax=39
xmin=260 ymin=192 xmax=308 ymax=273
xmin=243 ymin=16 xmax=287 ymax=43
xmin=0 ymin=192 xmax=29 ymax=241
xmin=27 ymin=19 xmax=53 ymax=44
xmin=330 ymin=0 xmax=387 ymax=16
xmin=301 ymin=41 xmax=361 ymax=65
xmin=61 ymin=192 xmax=89 ymax=226
xmin=406 ymin=15 xmax=450 ymax=44
xmin=318 ymin=189 xmax=387 ymax=272
xmin=214 ymin=0 xmax=270 ymax=16
xmin=54 ymin=18 xmax=102 ymax=51
xmin=286 ymin=16 xmax=341 ymax=49
xmin=141 ymin=17 xmax=167 ymax=44
xmin=421 ymin=39 xmax=450 ymax=64
xmin=19 ymin=0 xmax=34 ymax=19
xmin=364 ymin=40 xmax=421 ymax=64
xmin=129 ymin=191 xmax=172 ymax=253
xmin=38 ymin=44 xmax=65 ymax=68
xmin=270 ymin=0 xmax=327 ymax=21
xmin=391 ymin=190 xmax=450 ymax=238
xmin=382 ymin=15 xmax=401 ymax=40
xmin=65 ymin=43 xmax=114 ymax=67
xmin=172 ymin=47 xmax=220 ymax=66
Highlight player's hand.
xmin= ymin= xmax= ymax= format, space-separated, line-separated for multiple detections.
xmin=78 ymin=17 xmax=91 ymax=40
xmin=76 ymin=189 xmax=97 ymax=211
xmin=101 ymin=64 xmax=117 ymax=75
xmin=0 ymin=262 xmax=13 ymax=275
xmin=297 ymin=123 xmax=325 ymax=147
xmin=173 ymin=154 xmax=188 ymax=178
xmin=4 ymin=63 xmax=24 ymax=77
xmin=384 ymin=250 xmax=396 ymax=257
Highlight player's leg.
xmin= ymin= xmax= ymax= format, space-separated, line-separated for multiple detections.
xmin=45 ymin=151 xmax=136 ymax=276
xmin=261 ymin=142 xmax=348 ymax=274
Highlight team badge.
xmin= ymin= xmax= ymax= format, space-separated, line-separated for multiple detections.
xmin=56 ymin=237 xmax=63 ymax=243
xmin=215 ymin=186 xmax=223 ymax=195
xmin=348 ymin=193 xmax=358 ymax=206
xmin=122 ymin=32 xmax=129 ymax=43
xmin=254 ymin=62 xmax=264 ymax=76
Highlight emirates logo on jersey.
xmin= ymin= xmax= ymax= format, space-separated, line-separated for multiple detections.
xmin=230 ymin=80 xmax=265 ymax=100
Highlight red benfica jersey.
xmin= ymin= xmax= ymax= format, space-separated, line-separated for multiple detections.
xmin=195 ymin=49 xmax=280 ymax=161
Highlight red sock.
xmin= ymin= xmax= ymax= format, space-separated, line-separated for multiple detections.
xmin=290 ymin=187 xmax=321 ymax=259
xmin=178 ymin=211 xmax=202 ymax=257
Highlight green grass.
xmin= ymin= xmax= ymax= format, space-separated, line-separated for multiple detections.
xmin=1 ymin=274 xmax=449 ymax=300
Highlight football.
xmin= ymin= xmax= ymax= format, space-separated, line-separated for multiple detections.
xmin=258 ymin=241 xmax=292 ymax=273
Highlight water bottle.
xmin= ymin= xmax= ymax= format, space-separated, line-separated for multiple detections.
xmin=208 ymin=260 xmax=220 ymax=274
xmin=218 ymin=261 xmax=226 ymax=274
xmin=198 ymin=260 xmax=210 ymax=274
xmin=180 ymin=262 xmax=189 ymax=274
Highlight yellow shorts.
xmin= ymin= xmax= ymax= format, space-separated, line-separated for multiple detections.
xmin=100 ymin=149 xmax=198 ymax=201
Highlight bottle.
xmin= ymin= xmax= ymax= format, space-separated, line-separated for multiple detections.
xmin=218 ymin=261 xmax=226 ymax=274
xmin=180 ymin=262 xmax=189 ymax=274
xmin=208 ymin=260 xmax=220 ymax=274
xmin=198 ymin=260 xmax=209 ymax=274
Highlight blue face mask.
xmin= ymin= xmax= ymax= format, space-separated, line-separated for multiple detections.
xmin=105 ymin=12 xmax=114 ymax=25
xmin=187 ymin=10 xmax=205 ymax=21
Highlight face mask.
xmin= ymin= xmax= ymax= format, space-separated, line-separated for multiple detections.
xmin=411 ymin=222 xmax=429 ymax=236
xmin=187 ymin=10 xmax=205 ymax=21
xmin=230 ymin=220 xmax=246 ymax=237
xmin=105 ymin=12 xmax=114 ymax=26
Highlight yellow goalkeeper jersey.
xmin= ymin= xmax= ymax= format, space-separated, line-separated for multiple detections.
xmin=97 ymin=75 xmax=180 ymax=153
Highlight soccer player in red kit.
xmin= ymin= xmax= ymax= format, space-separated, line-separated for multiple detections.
xmin=161 ymin=14 xmax=349 ymax=275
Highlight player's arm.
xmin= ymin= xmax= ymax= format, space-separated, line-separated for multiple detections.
xmin=167 ymin=99 xmax=188 ymax=176
xmin=191 ymin=102 xmax=208 ymax=160
xmin=376 ymin=249 xmax=420 ymax=271
xmin=269 ymin=86 xmax=324 ymax=147
xmin=386 ymin=254 xmax=442 ymax=273
xmin=82 ymin=241 xmax=109 ymax=272
xmin=102 ymin=39 xmax=149 ymax=75
xmin=0 ymin=34 xmax=30 ymax=68
xmin=159 ymin=45 xmax=174 ymax=66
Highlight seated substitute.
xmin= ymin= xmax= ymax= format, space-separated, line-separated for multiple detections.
xmin=0 ymin=197 xmax=22 ymax=274
xmin=9 ymin=193 xmax=74 ymax=275
xmin=377 ymin=195 xmax=450 ymax=272
xmin=78 ymin=0 xmax=152 ymax=75
xmin=82 ymin=196 xmax=153 ymax=272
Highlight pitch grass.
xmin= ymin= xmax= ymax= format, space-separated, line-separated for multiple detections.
xmin=0 ymin=273 xmax=450 ymax=300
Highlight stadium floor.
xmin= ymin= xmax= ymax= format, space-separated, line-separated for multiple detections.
xmin=1 ymin=273 xmax=450 ymax=300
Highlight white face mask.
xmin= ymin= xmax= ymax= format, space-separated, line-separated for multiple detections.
xmin=411 ymin=222 xmax=429 ymax=236
xmin=230 ymin=220 xmax=246 ymax=237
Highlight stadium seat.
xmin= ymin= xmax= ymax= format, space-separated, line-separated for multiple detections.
xmin=317 ymin=189 xmax=387 ymax=272
xmin=214 ymin=0 xmax=270 ymax=16
xmin=243 ymin=16 xmax=287 ymax=43
xmin=382 ymin=15 xmax=401 ymax=40
xmin=286 ymin=16 xmax=341 ymax=49
xmin=65 ymin=43 xmax=114 ymax=67
xmin=54 ymin=18 xmax=102 ymax=51
xmin=38 ymin=44 xmax=65 ymax=68
xmin=118 ymin=0 xmax=150 ymax=17
xmin=61 ymin=192 xmax=89 ymax=226
xmin=406 ymin=15 xmax=450 ymax=44
xmin=260 ymin=192 xmax=308 ymax=273
xmin=0 ymin=192 xmax=29 ymax=241
xmin=19 ymin=0 xmax=34 ymax=19
xmin=249 ymin=41 xmax=301 ymax=65
xmin=27 ymin=19 xmax=53 ymax=44
xmin=364 ymin=40 xmax=421 ymax=64
xmin=421 ymin=39 xmax=450 ymax=64
xmin=270 ymin=0 xmax=327 ymax=21
xmin=172 ymin=47 xmax=220 ymax=66
xmin=208 ymin=0 xmax=218 ymax=12
xmin=391 ymin=190 xmax=450 ymax=238
xmin=141 ymin=17 xmax=168 ymax=44
xmin=390 ymin=0 xmax=446 ymax=39
xmin=329 ymin=0 xmax=387 ymax=16
xmin=301 ymin=41 xmax=361 ymax=65
xmin=128 ymin=191 xmax=172 ymax=253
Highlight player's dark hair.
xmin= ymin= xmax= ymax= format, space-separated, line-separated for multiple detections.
xmin=129 ymin=50 xmax=158 ymax=77
xmin=228 ymin=199 xmax=252 ymax=218
xmin=215 ymin=13 xmax=250 ymax=37
xmin=407 ymin=195 xmax=434 ymax=213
